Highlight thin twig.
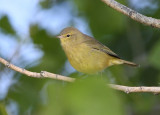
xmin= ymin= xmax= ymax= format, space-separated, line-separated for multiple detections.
xmin=1 ymin=57 xmax=160 ymax=94
xmin=109 ymin=84 xmax=160 ymax=94
xmin=0 ymin=57 xmax=75 ymax=82
xmin=102 ymin=0 xmax=160 ymax=28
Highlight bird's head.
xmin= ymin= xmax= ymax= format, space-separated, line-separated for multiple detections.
xmin=57 ymin=27 xmax=84 ymax=46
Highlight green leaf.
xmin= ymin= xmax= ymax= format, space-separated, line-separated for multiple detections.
xmin=0 ymin=15 xmax=15 ymax=35
xmin=39 ymin=77 xmax=124 ymax=115
xmin=74 ymin=0 xmax=125 ymax=37
xmin=29 ymin=24 xmax=66 ymax=73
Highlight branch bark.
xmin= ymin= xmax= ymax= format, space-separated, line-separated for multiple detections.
xmin=1 ymin=57 xmax=160 ymax=94
xmin=109 ymin=84 xmax=160 ymax=94
xmin=0 ymin=57 xmax=75 ymax=82
xmin=102 ymin=0 xmax=160 ymax=28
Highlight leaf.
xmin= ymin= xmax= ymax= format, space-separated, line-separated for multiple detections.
xmin=39 ymin=76 xmax=124 ymax=115
xmin=29 ymin=24 xmax=66 ymax=72
xmin=74 ymin=0 xmax=125 ymax=37
xmin=0 ymin=15 xmax=15 ymax=35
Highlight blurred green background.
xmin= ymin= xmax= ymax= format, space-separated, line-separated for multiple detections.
xmin=0 ymin=0 xmax=160 ymax=115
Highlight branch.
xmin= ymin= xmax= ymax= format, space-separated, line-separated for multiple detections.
xmin=102 ymin=0 xmax=160 ymax=28
xmin=109 ymin=84 xmax=160 ymax=94
xmin=0 ymin=57 xmax=75 ymax=82
xmin=1 ymin=56 xmax=160 ymax=94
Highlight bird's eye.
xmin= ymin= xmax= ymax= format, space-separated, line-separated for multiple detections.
xmin=66 ymin=34 xmax=70 ymax=37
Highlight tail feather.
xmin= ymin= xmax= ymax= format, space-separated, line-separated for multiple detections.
xmin=121 ymin=60 xmax=139 ymax=67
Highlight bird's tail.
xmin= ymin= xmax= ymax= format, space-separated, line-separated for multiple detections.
xmin=121 ymin=59 xmax=139 ymax=67
xmin=111 ymin=59 xmax=139 ymax=67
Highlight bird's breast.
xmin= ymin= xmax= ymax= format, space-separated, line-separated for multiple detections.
xmin=62 ymin=43 xmax=111 ymax=74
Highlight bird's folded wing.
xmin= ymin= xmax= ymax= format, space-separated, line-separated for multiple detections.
xmin=83 ymin=38 xmax=120 ymax=59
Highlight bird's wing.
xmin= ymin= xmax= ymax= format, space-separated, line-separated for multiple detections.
xmin=82 ymin=36 xmax=120 ymax=59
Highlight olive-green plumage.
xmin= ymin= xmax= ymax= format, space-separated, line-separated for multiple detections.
xmin=57 ymin=27 xmax=138 ymax=74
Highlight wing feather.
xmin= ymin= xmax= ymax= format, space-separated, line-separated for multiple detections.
xmin=82 ymin=35 xmax=120 ymax=59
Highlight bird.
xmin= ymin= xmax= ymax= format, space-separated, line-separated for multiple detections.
xmin=57 ymin=27 xmax=138 ymax=74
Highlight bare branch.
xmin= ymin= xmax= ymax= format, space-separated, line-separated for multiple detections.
xmin=102 ymin=0 xmax=160 ymax=28
xmin=109 ymin=84 xmax=160 ymax=94
xmin=0 ymin=57 xmax=75 ymax=82
xmin=1 ymin=56 xmax=160 ymax=94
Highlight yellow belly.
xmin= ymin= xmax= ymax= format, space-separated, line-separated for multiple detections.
xmin=63 ymin=43 xmax=113 ymax=74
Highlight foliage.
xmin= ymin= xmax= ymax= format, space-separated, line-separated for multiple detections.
xmin=0 ymin=0 xmax=160 ymax=115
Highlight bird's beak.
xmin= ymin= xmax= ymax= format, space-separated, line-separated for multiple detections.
xmin=56 ymin=35 xmax=63 ymax=39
